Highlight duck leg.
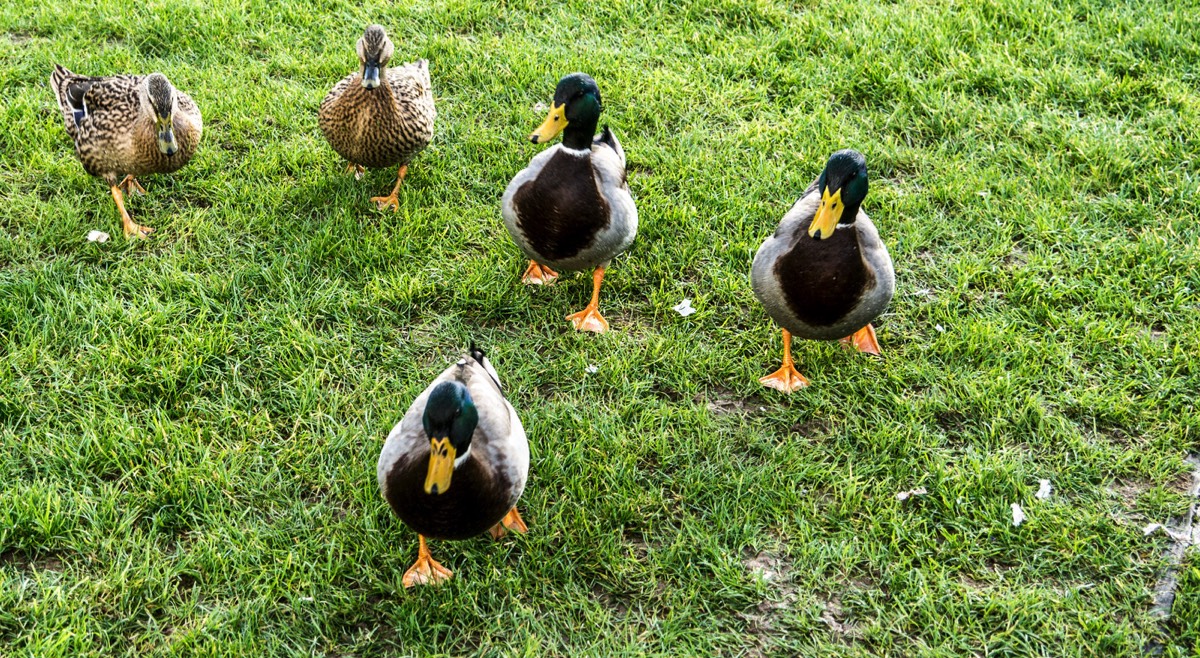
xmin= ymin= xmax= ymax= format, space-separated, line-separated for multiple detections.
xmin=402 ymin=535 xmax=453 ymax=588
xmin=117 ymin=175 xmax=146 ymax=196
xmin=344 ymin=162 xmax=365 ymax=180
xmin=371 ymin=164 xmax=407 ymax=212
xmin=488 ymin=507 xmax=529 ymax=539
xmin=110 ymin=185 xmax=153 ymax=239
xmin=566 ymin=266 xmax=610 ymax=333
xmin=521 ymin=260 xmax=559 ymax=285
xmin=759 ymin=329 xmax=809 ymax=392
xmin=839 ymin=324 xmax=882 ymax=356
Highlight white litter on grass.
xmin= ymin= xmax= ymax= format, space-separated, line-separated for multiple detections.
xmin=1011 ymin=503 xmax=1026 ymax=526
xmin=1036 ymin=479 xmax=1052 ymax=500
xmin=299 ymin=596 xmax=314 ymax=602
xmin=86 ymin=230 xmax=110 ymax=243
xmin=1144 ymin=523 xmax=1191 ymax=542
xmin=935 ymin=324 xmax=945 ymax=333
xmin=533 ymin=101 xmax=548 ymax=113
xmin=673 ymin=298 xmax=696 ymax=317
xmin=585 ymin=364 xmax=598 ymax=374
xmin=896 ymin=487 xmax=927 ymax=502
xmin=1148 ymin=453 xmax=1200 ymax=628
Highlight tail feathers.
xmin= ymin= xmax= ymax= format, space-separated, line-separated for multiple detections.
xmin=50 ymin=64 xmax=88 ymax=126
xmin=403 ymin=59 xmax=432 ymax=90
xmin=466 ymin=343 xmax=504 ymax=391
xmin=594 ymin=125 xmax=626 ymax=168
xmin=468 ymin=342 xmax=487 ymax=367
xmin=594 ymin=125 xmax=616 ymax=149
xmin=50 ymin=64 xmax=72 ymax=103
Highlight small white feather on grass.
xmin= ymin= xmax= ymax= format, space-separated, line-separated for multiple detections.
xmin=673 ymin=298 xmax=696 ymax=317
xmin=896 ymin=487 xmax=927 ymax=502
xmin=1036 ymin=479 xmax=1052 ymax=500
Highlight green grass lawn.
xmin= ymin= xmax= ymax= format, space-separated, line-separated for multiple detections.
xmin=2 ymin=0 xmax=1199 ymax=655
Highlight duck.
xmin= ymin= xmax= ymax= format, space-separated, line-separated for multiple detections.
xmin=50 ymin=65 xmax=202 ymax=239
xmin=751 ymin=149 xmax=895 ymax=392
xmin=319 ymin=24 xmax=436 ymax=212
xmin=501 ymin=72 xmax=637 ymax=333
xmin=376 ymin=346 xmax=529 ymax=587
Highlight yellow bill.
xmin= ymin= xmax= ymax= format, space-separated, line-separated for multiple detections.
xmin=424 ymin=437 xmax=456 ymax=495
xmin=529 ymin=102 xmax=567 ymax=144
xmin=808 ymin=187 xmax=844 ymax=239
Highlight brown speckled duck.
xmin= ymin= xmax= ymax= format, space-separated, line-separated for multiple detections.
xmin=501 ymin=73 xmax=638 ymax=333
xmin=376 ymin=346 xmax=529 ymax=587
xmin=319 ymin=24 xmax=436 ymax=212
xmin=50 ymin=65 xmax=202 ymax=238
xmin=751 ymin=149 xmax=895 ymax=392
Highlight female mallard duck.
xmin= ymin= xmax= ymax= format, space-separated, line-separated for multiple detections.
xmin=50 ymin=65 xmax=202 ymax=239
xmin=751 ymin=149 xmax=895 ymax=392
xmin=501 ymin=72 xmax=638 ymax=333
xmin=376 ymin=346 xmax=529 ymax=587
xmin=319 ymin=24 xmax=435 ymax=212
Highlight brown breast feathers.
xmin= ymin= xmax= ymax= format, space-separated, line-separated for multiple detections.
xmin=384 ymin=454 xmax=513 ymax=540
xmin=774 ymin=220 xmax=874 ymax=327
xmin=513 ymin=149 xmax=610 ymax=262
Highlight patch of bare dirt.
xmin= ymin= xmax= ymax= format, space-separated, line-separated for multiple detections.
xmin=1108 ymin=478 xmax=1153 ymax=508
xmin=790 ymin=416 xmax=831 ymax=437
xmin=1004 ymin=246 xmax=1027 ymax=268
xmin=935 ymin=410 xmax=966 ymax=433
xmin=702 ymin=386 xmax=768 ymax=416
xmin=0 ymin=549 xmax=63 ymax=572
xmin=742 ymin=549 xmax=866 ymax=654
xmin=741 ymin=548 xmax=802 ymax=654
xmin=591 ymin=584 xmax=630 ymax=617
xmin=817 ymin=593 xmax=859 ymax=637
xmin=623 ymin=529 xmax=659 ymax=560
xmin=959 ymin=571 xmax=991 ymax=590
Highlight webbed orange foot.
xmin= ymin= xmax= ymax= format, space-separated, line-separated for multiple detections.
xmin=840 ymin=324 xmax=882 ymax=356
xmin=758 ymin=363 xmax=810 ymax=392
xmin=566 ymin=266 xmax=610 ymax=333
xmin=123 ymin=221 xmax=155 ymax=239
xmin=521 ymin=261 xmax=559 ymax=285
xmin=118 ymin=175 xmax=146 ymax=196
xmin=402 ymin=535 xmax=453 ymax=588
xmin=371 ymin=164 xmax=408 ymax=213
xmin=345 ymin=162 xmax=365 ymax=180
xmin=567 ymin=305 xmax=609 ymax=333
xmin=371 ymin=192 xmax=400 ymax=212
xmin=759 ymin=329 xmax=808 ymax=392
xmin=110 ymin=185 xmax=154 ymax=239
xmin=488 ymin=507 xmax=529 ymax=539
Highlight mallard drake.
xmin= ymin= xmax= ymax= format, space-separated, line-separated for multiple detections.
xmin=501 ymin=73 xmax=638 ymax=333
xmin=751 ymin=149 xmax=895 ymax=392
xmin=50 ymin=65 xmax=202 ymax=238
xmin=377 ymin=346 xmax=529 ymax=587
xmin=319 ymin=24 xmax=435 ymax=212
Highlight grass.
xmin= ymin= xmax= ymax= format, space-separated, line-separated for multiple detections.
xmin=1 ymin=0 xmax=1199 ymax=654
